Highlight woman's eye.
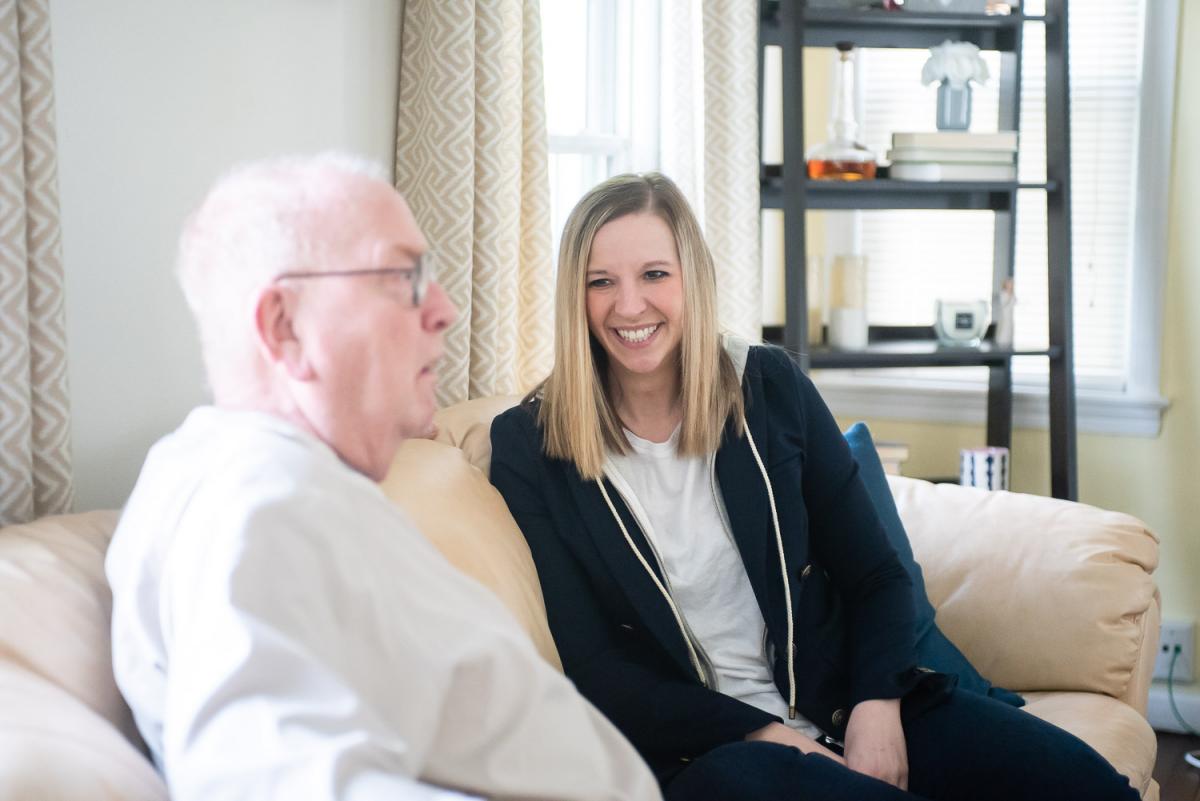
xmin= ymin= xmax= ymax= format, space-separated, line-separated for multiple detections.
xmin=587 ymin=278 xmax=612 ymax=289
xmin=645 ymin=270 xmax=669 ymax=281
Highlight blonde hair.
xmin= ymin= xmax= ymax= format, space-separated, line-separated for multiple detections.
xmin=538 ymin=172 xmax=744 ymax=480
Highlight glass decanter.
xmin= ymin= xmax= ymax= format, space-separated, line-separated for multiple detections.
xmin=806 ymin=41 xmax=877 ymax=181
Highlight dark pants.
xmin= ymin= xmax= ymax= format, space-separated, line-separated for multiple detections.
xmin=664 ymin=689 xmax=1140 ymax=801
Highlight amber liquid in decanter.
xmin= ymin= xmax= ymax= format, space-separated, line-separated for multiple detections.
xmin=807 ymin=159 xmax=877 ymax=181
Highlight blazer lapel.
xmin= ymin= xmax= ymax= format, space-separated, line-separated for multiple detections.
xmin=564 ymin=473 xmax=702 ymax=681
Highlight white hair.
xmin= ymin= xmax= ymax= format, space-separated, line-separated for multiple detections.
xmin=177 ymin=151 xmax=390 ymax=403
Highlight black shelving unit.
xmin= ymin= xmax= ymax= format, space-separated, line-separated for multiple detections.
xmin=759 ymin=0 xmax=1077 ymax=499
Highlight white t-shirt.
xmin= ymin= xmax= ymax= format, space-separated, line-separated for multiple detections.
xmin=607 ymin=426 xmax=821 ymax=739
xmin=107 ymin=407 xmax=661 ymax=801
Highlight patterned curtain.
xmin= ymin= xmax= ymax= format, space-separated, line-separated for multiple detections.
xmin=661 ymin=0 xmax=762 ymax=341
xmin=395 ymin=0 xmax=553 ymax=405
xmin=0 ymin=0 xmax=72 ymax=526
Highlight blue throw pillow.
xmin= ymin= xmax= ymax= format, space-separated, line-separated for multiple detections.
xmin=843 ymin=422 xmax=1024 ymax=707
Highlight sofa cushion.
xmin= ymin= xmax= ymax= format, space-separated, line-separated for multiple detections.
xmin=434 ymin=395 xmax=522 ymax=475
xmin=845 ymin=423 xmax=1023 ymax=707
xmin=889 ymin=475 xmax=1159 ymax=703
xmin=0 ymin=661 xmax=167 ymax=801
xmin=1021 ymin=690 xmax=1156 ymax=798
xmin=0 ymin=511 xmax=142 ymax=745
xmin=381 ymin=437 xmax=562 ymax=670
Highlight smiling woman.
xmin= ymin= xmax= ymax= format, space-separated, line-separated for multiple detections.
xmin=487 ymin=170 xmax=1143 ymax=801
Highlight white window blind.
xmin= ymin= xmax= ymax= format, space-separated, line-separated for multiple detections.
xmin=843 ymin=0 xmax=1145 ymax=392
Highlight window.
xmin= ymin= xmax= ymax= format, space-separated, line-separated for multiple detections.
xmin=806 ymin=0 xmax=1173 ymax=435
xmin=541 ymin=0 xmax=660 ymax=258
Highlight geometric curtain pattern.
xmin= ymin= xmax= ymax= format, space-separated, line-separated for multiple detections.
xmin=661 ymin=0 xmax=762 ymax=341
xmin=395 ymin=0 xmax=553 ymax=405
xmin=700 ymin=0 xmax=762 ymax=341
xmin=0 ymin=0 xmax=72 ymax=526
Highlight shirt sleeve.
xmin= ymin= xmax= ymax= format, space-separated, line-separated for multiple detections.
xmin=157 ymin=491 xmax=481 ymax=801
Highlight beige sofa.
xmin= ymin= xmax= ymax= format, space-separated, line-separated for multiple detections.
xmin=0 ymin=397 xmax=1162 ymax=800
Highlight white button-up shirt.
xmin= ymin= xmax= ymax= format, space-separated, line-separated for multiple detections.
xmin=107 ymin=407 xmax=660 ymax=801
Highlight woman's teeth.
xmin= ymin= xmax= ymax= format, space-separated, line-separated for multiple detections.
xmin=616 ymin=325 xmax=659 ymax=343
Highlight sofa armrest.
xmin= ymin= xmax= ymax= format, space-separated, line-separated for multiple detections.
xmin=887 ymin=476 xmax=1159 ymax=711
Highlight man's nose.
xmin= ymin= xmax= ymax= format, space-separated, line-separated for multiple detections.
xmin=422 ymin=281 xmax=457 ymax=331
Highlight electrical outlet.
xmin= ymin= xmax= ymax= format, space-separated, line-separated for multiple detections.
xmin=1154 ymin=619 xmax=1194 ymax=682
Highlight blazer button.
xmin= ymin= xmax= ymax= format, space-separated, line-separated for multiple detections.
xmin=831 ymin=708 xmax=847 ymax=727
xmin=800 ymin=564 xmax=813 ymax=578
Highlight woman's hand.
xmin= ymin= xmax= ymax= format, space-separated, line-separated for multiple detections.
xmin=843 ymin=698 xmax=908 ymax=790
xmin=744 ymin=722 xmax=846 ymax=765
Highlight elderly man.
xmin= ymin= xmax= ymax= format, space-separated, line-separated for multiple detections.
xmin=106 ymin=153 xmax=661 ymax=801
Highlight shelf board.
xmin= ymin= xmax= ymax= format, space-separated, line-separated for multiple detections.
xmin=760 ymin=177 xmax=1055 ymax=211
xmin=761 ymin=327 xmax=1059 ymax=369
xmin=806 ymin=341 xmax=1057 ymax=369
xmin=798 ymin=9 xmax=1024 ymax=51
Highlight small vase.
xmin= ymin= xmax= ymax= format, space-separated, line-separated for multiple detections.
xmin=936 ymin=81 xmax=972 ymax=130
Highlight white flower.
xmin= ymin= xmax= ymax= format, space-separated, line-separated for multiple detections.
xmin=920 ymin=40 xmax=990 ymax=90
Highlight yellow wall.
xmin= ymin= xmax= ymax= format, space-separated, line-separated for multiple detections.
xmin=838 ymin=8 xmax=1200 ymax=626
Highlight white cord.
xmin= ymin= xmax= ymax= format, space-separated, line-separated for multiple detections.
xmin=744 ymin=427 xmax=797 ymax=719
xmin=597 ymin=480 xmax=707 ymax=685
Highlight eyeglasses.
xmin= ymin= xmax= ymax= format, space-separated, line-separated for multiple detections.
xmin=273 ymin=252 xmax=432 ymax=307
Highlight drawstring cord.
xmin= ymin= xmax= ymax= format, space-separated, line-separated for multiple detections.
xmin=597 ymin=480 xmax=708 ymax=685
xmin=744 ymin=427 xmax=797 ymax=719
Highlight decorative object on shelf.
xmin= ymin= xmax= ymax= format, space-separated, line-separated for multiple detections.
xmin=806 ymin=42 xmax=877 ymax=181
xmin=887 ymin=130 xmax=1018 ymax=181
xmin=992 ymin=278 xmax=1015 ymax=347
xmin=827 ymin=255 xmax=869 ymax=349
xmin=960 ymin=446 xmax=1010 ymax=491
xmin=933 ymin=298 xmax=989 ymax=347
xmin=921 ymin=40 xmax=989 ymax=130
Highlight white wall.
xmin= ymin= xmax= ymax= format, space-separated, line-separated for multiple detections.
xmin=50 ymin=0 xmax=404 ymax=510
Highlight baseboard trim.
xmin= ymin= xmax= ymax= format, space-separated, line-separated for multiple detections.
xmin=1147 ymin=684 xmax=1200 ymax=733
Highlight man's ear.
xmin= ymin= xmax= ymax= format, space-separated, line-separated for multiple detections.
xmin=255 ymin=286 xmax=315 ymax=381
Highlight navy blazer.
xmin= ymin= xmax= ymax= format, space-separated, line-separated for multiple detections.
xmin=490 ymin=345 xmax=931 ymax=781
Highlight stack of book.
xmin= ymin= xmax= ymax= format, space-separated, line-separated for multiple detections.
xmin=887 ymin=131 xmax=1018 ymax=182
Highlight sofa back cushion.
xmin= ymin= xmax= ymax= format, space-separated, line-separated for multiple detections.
xmin=0 ymin=511 xmax=143 ymax=745
xmin=889 ymin=475 xmax=1159 ymax=709
xmin=434 ymin=395 xmax=522 ymax=474
xmin=381 ymin=436 xmax=562 ymax=670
